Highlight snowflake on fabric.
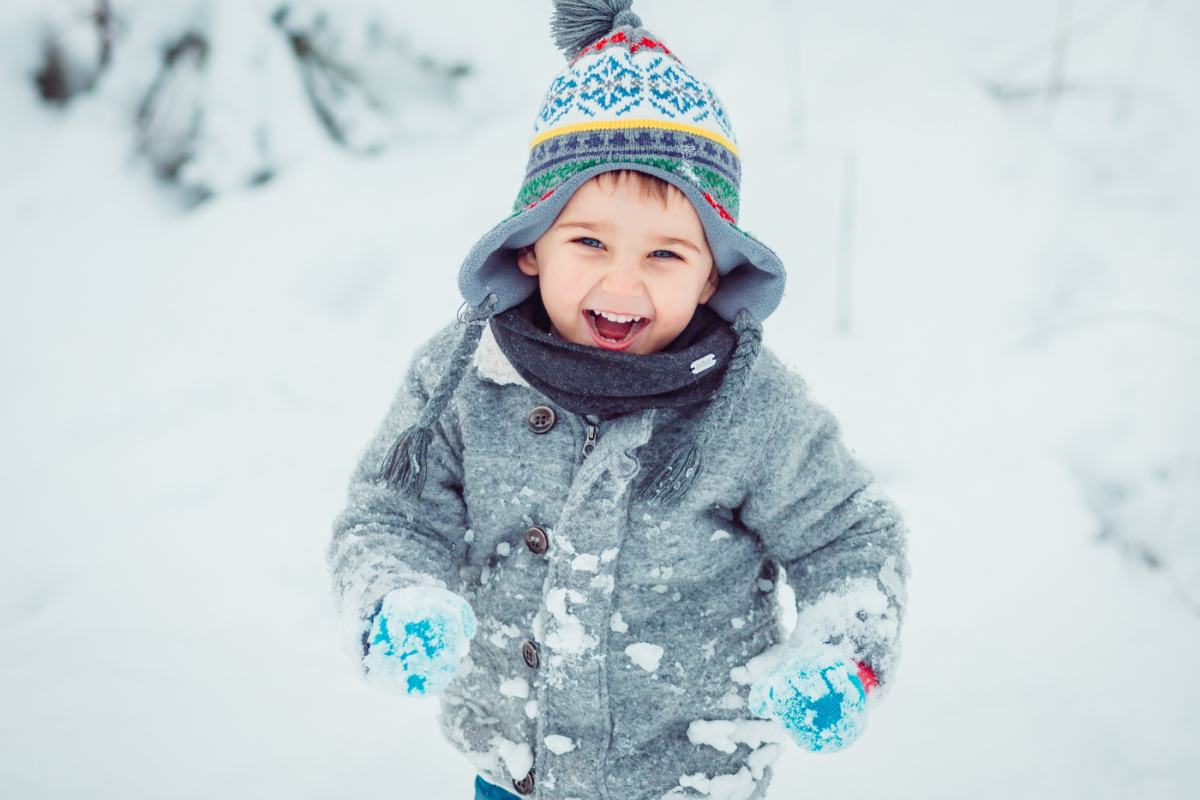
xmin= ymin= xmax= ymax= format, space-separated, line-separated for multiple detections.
xmin=644 ymin=59 xmax=709 ymax=121
xmin=576 ymin=55 xmax=643 ymax=117
xmin=535 ymin=50 xmax=736 ymax=141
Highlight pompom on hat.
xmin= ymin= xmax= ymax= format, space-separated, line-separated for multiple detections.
xmin=377 ymin=0 xmax=787 ymax=507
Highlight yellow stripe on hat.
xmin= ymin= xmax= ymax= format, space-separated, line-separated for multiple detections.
xmin=530 ymin=119 xmax=741 ymax=160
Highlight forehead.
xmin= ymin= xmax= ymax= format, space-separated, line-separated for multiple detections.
xmin=557 ymin=176 xmax=703 ymax=230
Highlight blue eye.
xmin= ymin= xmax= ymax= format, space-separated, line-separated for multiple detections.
xmin=570 ymin=238 xmax=679 ymax=260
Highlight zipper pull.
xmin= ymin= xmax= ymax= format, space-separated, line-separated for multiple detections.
xmin=582 ymin=415 xmax=599 ymax=459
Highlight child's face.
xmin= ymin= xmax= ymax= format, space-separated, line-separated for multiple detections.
xmin=516 ymin=173 xmax=719 ymax=354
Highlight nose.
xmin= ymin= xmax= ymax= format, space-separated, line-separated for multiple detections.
xmin=598 ymin=254 xmax=645 ymax=296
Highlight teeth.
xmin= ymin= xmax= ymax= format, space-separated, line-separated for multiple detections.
xmin=590 ymin=309 xmax=643 ymax=324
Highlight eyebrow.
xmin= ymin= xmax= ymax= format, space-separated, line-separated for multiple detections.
xmin=554 ymin=220 xmax=702 ymax=254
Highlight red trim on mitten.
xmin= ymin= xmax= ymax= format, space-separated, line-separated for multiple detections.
xmin=855 ymin=660 xmax=878 ymax=694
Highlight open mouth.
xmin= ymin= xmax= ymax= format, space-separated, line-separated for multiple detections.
xmin=583 ymin=309 xmax=651 ymax=351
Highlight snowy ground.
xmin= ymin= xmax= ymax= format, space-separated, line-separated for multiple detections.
xmin=2 ymin=1 xmax=1198 ymax=797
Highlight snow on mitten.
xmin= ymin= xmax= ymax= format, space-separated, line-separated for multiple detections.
xmin=747 ymin=648 xmax=878 ymax=753
xmin=362 ymin=585 xmax=477 ymax=697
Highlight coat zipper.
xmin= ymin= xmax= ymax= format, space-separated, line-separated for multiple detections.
xmin=581 ymin=414 xmax=600 ymax=460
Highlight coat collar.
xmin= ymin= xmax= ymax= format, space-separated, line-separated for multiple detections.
xmin=473 ymin=321 xmax=530 ymax=387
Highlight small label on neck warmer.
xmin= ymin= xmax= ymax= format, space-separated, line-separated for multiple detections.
xmin=690 ymin=353 xmax=717 ymax=374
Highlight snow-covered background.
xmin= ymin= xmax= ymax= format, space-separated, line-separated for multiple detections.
xmin=2 ymin=0 xmax=1198 ymax=797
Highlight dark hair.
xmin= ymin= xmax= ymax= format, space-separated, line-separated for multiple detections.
xmin=590 ymin=168 xmax=683 ymax=206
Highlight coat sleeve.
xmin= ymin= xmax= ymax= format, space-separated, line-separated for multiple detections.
xmin=738 ymin=364 xmax=911 ymax=699
xmin=325 ymin=322 xmax=470 ymax=662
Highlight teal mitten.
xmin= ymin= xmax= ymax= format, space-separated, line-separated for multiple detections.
xmin=362 ymin=585 xmax=477 ymax=697
xmin=747 ymin=649 xmax=878 ymax=752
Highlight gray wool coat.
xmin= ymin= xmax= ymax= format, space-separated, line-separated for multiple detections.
xmin=327 ymin=318 xmax=910 ymax=800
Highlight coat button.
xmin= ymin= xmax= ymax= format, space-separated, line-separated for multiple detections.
xmin=521 ymin=639 xmax=540 ymax=669
xmin=524 ymin=525 xmax=549 ymax=555
xmin=759 ymin=559 xmax=778 ymax=582
xmin=512 ymin=770 xmax=535 ymax=795
xmin=527 ymin=405 xmax=556 ymax=434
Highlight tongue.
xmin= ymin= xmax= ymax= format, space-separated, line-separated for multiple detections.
xmin=594 ymin=315 xmax=635 ymax=340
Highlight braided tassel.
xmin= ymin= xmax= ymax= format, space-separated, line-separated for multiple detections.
xmin=635 ymin=308 xmax=763 ymax=506
xmin=377 ymin=427 xmax=434 ymax=496
xmin=375 ymin=294 xmax=497 ymax=496
xmin=634 ymin=442 xmax=702 ymax=507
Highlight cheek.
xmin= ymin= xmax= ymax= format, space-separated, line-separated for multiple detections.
xmin=538 ymin=270 xmax=589 ymax=323
xmin=546 ymin=266 xmax=588 ymax=294
xmin=652 ymin=275 xmax=706 ymax=321
xmin=639 ymin=273 xmax=709 ymax=347
xmin=650 ymin=310 xmax=692 ymax=346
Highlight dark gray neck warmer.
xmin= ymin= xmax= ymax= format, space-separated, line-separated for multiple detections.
xmin=487 ymin=291 xmax=738 ymax=419
xmin=376 ymin=291 xmax=763 ymax=508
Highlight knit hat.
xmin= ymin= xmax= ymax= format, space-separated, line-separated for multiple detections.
xmin=377 ymin=0 xmax=786 ymax=506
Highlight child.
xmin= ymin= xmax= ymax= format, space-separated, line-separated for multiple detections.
xmin=327 ymin=2 xmax=910 ymax=799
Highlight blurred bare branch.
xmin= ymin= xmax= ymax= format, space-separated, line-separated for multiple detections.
xmin=35 ymin=0 xmax=118 ymax=104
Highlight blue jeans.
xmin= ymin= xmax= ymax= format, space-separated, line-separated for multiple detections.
xmin=474 ymin=775 xmax=521 ymax=800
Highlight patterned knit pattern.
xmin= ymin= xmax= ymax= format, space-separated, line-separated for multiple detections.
xmin=512 ymin=26 xmax=742 ymax=223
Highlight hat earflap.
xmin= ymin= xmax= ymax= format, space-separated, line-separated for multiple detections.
xmin=376 ymin=293 xmax=498 ymax=496
xmin=634 ymin=308 xmax=763 ymax=507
